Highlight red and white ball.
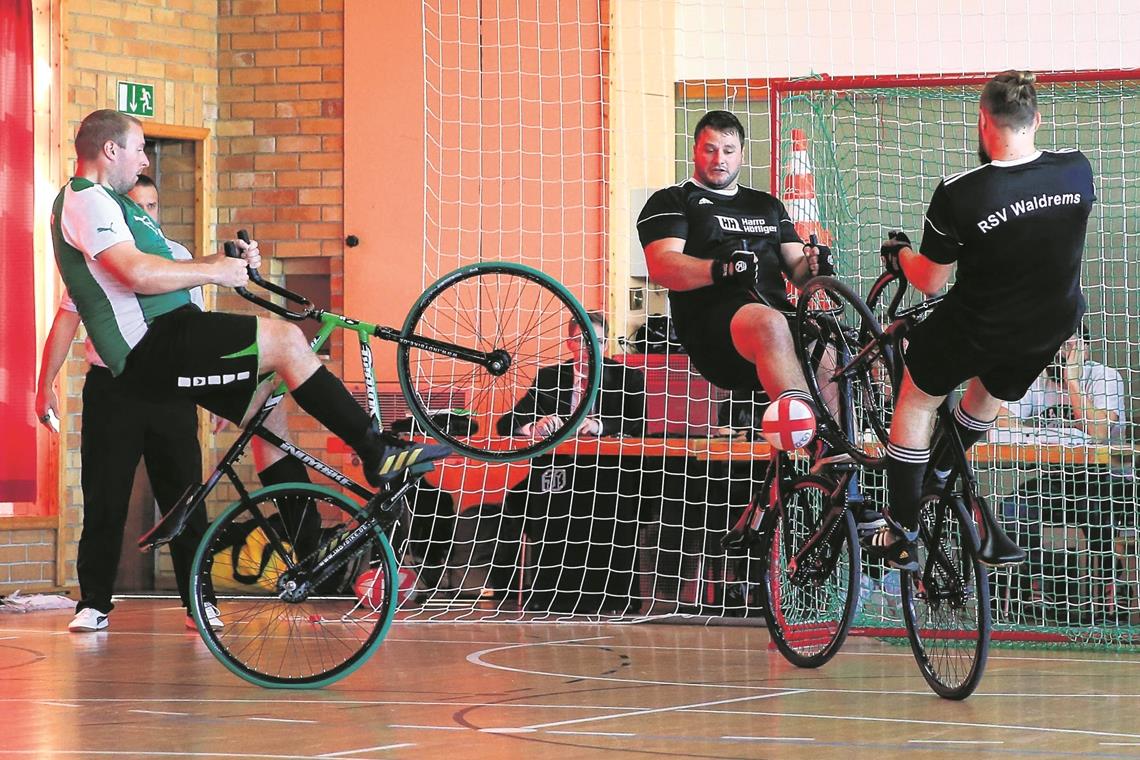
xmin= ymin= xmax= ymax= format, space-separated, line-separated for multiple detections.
xmin=760 ymin=396 xmax=817 ymax=451
xmin=353 ymin=566 xmax=418 ymax=609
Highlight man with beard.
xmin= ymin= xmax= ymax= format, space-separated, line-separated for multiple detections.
xmin=870 ymin=70 xmax=1096 ymax=569
xmin=636 ymin=111 xmax=830 ymax=431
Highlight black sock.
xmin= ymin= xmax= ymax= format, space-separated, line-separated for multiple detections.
xmin=886 ymin=442 xmax=929 ymax=533
xmin=931 ymin=404 xmax=995 ymax=474
xmin=258 ymin=456 xmax=318 ymax=553
xmin=258 ymin=456 xmax=312 ymax=488
xmin=290 ymin=366 xmax=375 ymax=457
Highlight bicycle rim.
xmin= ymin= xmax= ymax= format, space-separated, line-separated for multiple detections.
xmin=397 ymin=262 xmax=600 ymax=461
xmin=190 ymin=484 xmax=399 ymax=689
xmin=795 ymin=276 xmax=895 ymax=467
xmin=901 ymin=493 xmax=991 ymax=700
xmin=760 ymin=475 xmax=860 ymax=668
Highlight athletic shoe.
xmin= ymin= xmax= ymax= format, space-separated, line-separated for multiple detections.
xmin=186 ymin=602 xmax=225 ymax=631
xmin=865 ymin=525 xmax=920 ymax=572
xmin=362 ymin=428 xmax=452 ymax=486
xmin=851 ymin=500 xmax=888 ymax=534
xmin=68 ymin=607 xmax=109 ymax=632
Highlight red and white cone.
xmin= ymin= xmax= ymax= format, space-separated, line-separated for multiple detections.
xmin=782 ymin=127 xmax=837 ymax=306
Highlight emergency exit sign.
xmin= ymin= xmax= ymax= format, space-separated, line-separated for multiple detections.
xmin=117 ymin=81 xmax=155 ymax=118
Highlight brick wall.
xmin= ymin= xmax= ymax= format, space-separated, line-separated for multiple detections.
xmin=10 ymin=0 xmax=352 ymax=597
xmin=7 ymin=1 xmax=218 ymax=596
xmin=213 ymin=0 xmax=348 ymax=504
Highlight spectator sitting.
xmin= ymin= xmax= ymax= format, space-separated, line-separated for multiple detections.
xmin=997 ymin=326 xmax=1134 ymax=623
xmin=496 ymin=311 xmax=646 ymax=439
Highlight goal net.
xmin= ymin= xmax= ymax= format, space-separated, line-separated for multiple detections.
xmin=396 ymin=0 xmax=1139 ymax=648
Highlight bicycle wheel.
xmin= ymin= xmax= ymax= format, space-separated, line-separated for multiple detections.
xmin=759 ymin=474 xmax=860 ymax=668
xmin=795 ymin=276 xmax=896 ymax=467
xmin=901 ymin=492 xmax=991 ymax=700
xmin=398 ymin=262 xmax=600 ymax=461
xmin=190 ymin=484 xmax=399 ymax=689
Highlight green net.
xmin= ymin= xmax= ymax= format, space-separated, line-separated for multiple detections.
xmin=775 ymin=75 xmax=1140 ymax=648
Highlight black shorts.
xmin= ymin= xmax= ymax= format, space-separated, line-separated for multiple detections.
xmin=903 ymin=305 xmax=1065 ymax=401
xmin=674 ymin=290 xmax=792 ymax=393
xmin=117 ymin=306 xmax=261 ymax=423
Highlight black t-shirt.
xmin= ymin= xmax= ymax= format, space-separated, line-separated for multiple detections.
xmin=636 ymin=179 xmax=802 ymax=333
xmin=920 ymin=149 xmax=1094 ymax=352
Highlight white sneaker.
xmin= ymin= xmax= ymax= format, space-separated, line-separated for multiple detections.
xmin=202 ymin=602 xmax=224 ymax=630
xmin=68 ymin=608 xmax=109 ymax=632
xmin=185 ymin=603 xmax=224 ymax=631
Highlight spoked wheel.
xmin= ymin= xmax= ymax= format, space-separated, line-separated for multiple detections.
xmin=190 ymin=484 xmax=399 ymax=689
xmin=397 ymin=262 xmax=600 ymax=461
xmin=795 ymin=276 xmax=896 ymax=467
xmin=901 ymin=493 xmax=991 ymax=700
xmin=759 ymin=474 xmax=860 ymax=668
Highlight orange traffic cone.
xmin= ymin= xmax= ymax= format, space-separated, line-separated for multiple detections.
xmin=783 ymin=128 xmax=832 ymax=246
xmin=781 ymin=128 xmax=835 ymax=304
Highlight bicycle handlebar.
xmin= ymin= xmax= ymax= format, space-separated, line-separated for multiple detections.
xmin=223 ymin=229 xmax=314 ymax=321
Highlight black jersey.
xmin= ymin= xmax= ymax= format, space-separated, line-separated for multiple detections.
xmin=636 ymin=179 xmax=802 ymax=333
xmin=919 ymin=149 xmax=1094 ymax=352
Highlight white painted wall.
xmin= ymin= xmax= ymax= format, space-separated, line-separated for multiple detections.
xmin=673 ymin=0 xmax=1140 ymax=79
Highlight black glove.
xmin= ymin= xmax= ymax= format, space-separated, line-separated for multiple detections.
xmin=805 ymin=241 xmax=835 ymax=276
xmin=711 ymin=250 xmax=758 ymax=287
xmin=880 ymin=230 xmax=911 ymax=275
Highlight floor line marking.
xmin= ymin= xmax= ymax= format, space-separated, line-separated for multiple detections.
xmin=316 ymin=744 xmax=415 ymax=757
xmin=722 ymin=736 xmax=815 ymax=742
xmin=247 ymin=717 xmax=319 ymax=724
xmin=522 ymin=690 xmax=806 ymax=731
xmin=128 ymin=710 xmax=190 ymax=717
xmin=387 ymin=725 xmax=466 ymax=731
xmin=547 ymin=730 xmax=637 ymax=737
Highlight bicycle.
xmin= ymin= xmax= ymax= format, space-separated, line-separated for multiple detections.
xmin=140 ymin=235 xmax=601 ymax=689
xmin=719 ymin=282 xmax=884 ymax=668
xmin=794 ymin=270 xmax=1026 ymax=699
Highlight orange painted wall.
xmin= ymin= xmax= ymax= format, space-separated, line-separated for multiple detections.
xmin=344 ymin=2 xmax=608 ymax=384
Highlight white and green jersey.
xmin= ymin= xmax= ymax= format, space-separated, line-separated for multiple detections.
xmin=51 ymin=178 xmax=191 ymax=375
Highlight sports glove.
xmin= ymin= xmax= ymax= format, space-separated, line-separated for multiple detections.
xmin=880 ymin=230 xmax=911 ymax=275
xmin=711 ymin=250 xmax=758 ymax=287
xmin=805 ymin=241 xmax=835 ymax=276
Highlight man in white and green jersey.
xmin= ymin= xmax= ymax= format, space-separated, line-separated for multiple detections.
xmin=50 ymin=109 xmax=449 ymax=488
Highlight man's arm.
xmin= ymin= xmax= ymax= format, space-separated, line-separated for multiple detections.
xmin=900 ymin=247 xmax=954 ymax=295
xmin=643 ymin=238 xmax=714 ymax=291
xmin=96 ymin=239 xmax=255 ymax=295
xmin=34 ymin=307 xmax=82 ymax=427
xmin=781 ymin=242 xmax=816 ymax=287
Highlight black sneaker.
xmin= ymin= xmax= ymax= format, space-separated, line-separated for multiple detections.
xmin=865 ymin=524 xmax=920 ymax=572
xmin=850 ymin=500 xmax=887 ymax=535
xmin=362 ymin=429 xmax=452 ymax=487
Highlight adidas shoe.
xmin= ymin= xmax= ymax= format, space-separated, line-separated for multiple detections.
xmin=68 ymin=607 xmax=109 ymax=632
xmin=185 ymin=602 xmax=224 ymax=631
xmin=850 ymin=500 xmax=888 ymax=534
xmin=865 ymin=524 xmax=920 ymax=572
xmin=362 ymin=429 xmax=452 ymax=486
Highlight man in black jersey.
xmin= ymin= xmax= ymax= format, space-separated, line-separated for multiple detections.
xmin=636 ymin=110 xmax=829 ymax=431
xmin=872 ymin=70 xmax=1095 ymax=570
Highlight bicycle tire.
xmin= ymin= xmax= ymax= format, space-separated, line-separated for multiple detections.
xmin=190 ymin=484 xmax=399 ymax=689
xmin=397 ymin=262 xmax=601 ymax=461
xmin=794 ymin=276 xmax=896 ymax=467
xmin=901 ymin=492 xmax=991 ymax=700
xmin=759 ymin=474 xmax=861 ymax=668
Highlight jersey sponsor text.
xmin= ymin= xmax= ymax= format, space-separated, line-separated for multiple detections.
xmin=976 ymin=192 xmax=1083 ymax=233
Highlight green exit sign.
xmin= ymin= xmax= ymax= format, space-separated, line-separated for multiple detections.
xmin=117 ymin=81 xmax=155 ymax=118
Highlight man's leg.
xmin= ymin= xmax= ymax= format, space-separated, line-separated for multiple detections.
xmin=875 ymin=369 xmax=945 ymax=570
xmin=728 ymin=304 xmax=808 ymax=398
xmin=254 ymin=317 xmax=450 ymax=485
xmin=75 ymin=369 xmax=146 ymax=620
xmin=927 ymin=378 xmax=1002 ymax=487
xmin=141 ymin=397 xmax=207 ymax=613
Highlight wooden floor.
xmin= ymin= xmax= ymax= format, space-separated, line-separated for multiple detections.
xmin=2 ymin=599 xmax=1140 ymax=759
